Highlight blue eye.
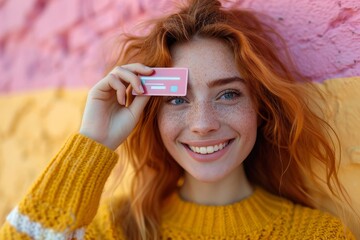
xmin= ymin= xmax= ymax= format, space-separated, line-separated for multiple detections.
xmin=220 ymin=90 xmax=240 ymax=100
xmin=168 ymin=97 xmax=186 ymax=105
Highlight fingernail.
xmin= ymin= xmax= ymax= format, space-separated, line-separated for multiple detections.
xmin=145 ymin=66 xmax=152 ymax=71
xmin=122 ymin=96 xmax=126 ymax=105
xmin=139 ymin=85 xmax=144 ymax=93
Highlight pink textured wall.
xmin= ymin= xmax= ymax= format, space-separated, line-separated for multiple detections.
xmin=0 ymin=0 xmax=359 ymax=94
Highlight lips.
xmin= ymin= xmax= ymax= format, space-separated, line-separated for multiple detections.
xmin=182 ymin=139 xmax=233 ymax=163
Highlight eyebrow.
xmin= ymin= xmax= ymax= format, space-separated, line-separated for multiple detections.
xmin=206 ymin=77 xmax=244 ymax=88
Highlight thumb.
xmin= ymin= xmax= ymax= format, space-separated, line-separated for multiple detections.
xmin=128 ymin=95 xmax=151 ymax=121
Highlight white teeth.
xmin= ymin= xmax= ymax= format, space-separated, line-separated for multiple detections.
xmin=189 ymin=141 xmax=229 ymax=155
xmin=207 ymin=146 xmax=214 ymax=154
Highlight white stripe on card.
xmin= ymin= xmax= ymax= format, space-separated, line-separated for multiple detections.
xmin=7 ymin=207 xmax=85 ymax=240
xmin=140 ymin=76 xmax=180 ymax=80
xmin=150 ymin=86 xmax=166 ymax=90
xmin=144 ymin=83 xmax=164 ymax=86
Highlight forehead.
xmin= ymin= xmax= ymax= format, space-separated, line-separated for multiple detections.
xmin=170 ymin=38 xmax=241 ymax=85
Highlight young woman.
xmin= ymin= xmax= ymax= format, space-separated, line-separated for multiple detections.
xmin=0 ymin=0 xmax=355 ymax=239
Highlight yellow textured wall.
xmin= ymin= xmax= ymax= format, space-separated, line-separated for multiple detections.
xmin=0 ymin=77 xmax=359 ymax=236
xmin=0 ymin=89 xmax=86 ymax=223
xmin=312 ymin=78 xmax=360 ymax=237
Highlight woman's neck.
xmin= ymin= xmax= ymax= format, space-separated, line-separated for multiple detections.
xmin=179 ymin=165 xmax=253 ymax=205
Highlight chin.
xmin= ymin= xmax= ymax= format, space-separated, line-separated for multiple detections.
xmin=188 ymin=170 xmax=229 ymax=183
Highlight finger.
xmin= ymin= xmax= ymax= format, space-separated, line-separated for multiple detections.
xmin=109 ymin=67 xmax=143 ymax=94
xmin=120 ymin=63 xmax=154 ymax=75
xmin=111 ymin=64 xmax=153 ymax=94
xmin=90 ymin=73 xmax=126 ymax=104
xmin=128 ymin=95 xmax=151 ymax=121
xmin=116 ymin=89 xmax=126 ymax=106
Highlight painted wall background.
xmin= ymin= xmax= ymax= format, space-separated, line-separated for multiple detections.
xmin=0 ymin=0 xmax=359 ymax=236
xmin=0 ymin=0 xmax=359 ymax=93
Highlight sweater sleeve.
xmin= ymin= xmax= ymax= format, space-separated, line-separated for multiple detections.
xmin=0 ymin=133 xmax=118 ymax=240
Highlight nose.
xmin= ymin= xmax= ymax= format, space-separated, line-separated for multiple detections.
xmin=188 ymin=101 xmax=220 ymax=135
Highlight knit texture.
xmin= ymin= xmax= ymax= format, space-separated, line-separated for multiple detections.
xmin=0 ymin=134 xmax=118 ymax=239
xmin=0 ymin=134 xmax=354 ymax=239
xmin=160 ymin=188 xmax=354 ymax=239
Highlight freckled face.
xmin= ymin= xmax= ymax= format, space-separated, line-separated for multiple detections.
xmin=157 ymin=38 xmax=258 ymax=183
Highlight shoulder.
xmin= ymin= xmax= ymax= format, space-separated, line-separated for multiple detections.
xmin=284 ymin=200 xmax=354 ymax=239
xmin=257 ymin=188 xmax=354 ymax=239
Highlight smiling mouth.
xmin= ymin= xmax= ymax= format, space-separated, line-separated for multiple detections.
xmin=187 ymin=140 xmax=231 ymax=155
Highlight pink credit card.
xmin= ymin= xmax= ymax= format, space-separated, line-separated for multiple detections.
xmin=132 ymin=68 xmax=188 ymax=96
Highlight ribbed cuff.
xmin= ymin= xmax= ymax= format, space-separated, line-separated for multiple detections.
xmin=18 ymin=133 xmax=118 ymax=231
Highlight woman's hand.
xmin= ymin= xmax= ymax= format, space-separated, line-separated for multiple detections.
xmin=79 ymin=63 xmax=153 ymax=150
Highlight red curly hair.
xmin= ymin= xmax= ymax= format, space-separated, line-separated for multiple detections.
xmin=109 ymin=0 xmax=345 ymax=238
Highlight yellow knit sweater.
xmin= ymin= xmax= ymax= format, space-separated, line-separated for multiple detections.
xmin=0 ymin=134 xmax=354 ymax=239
